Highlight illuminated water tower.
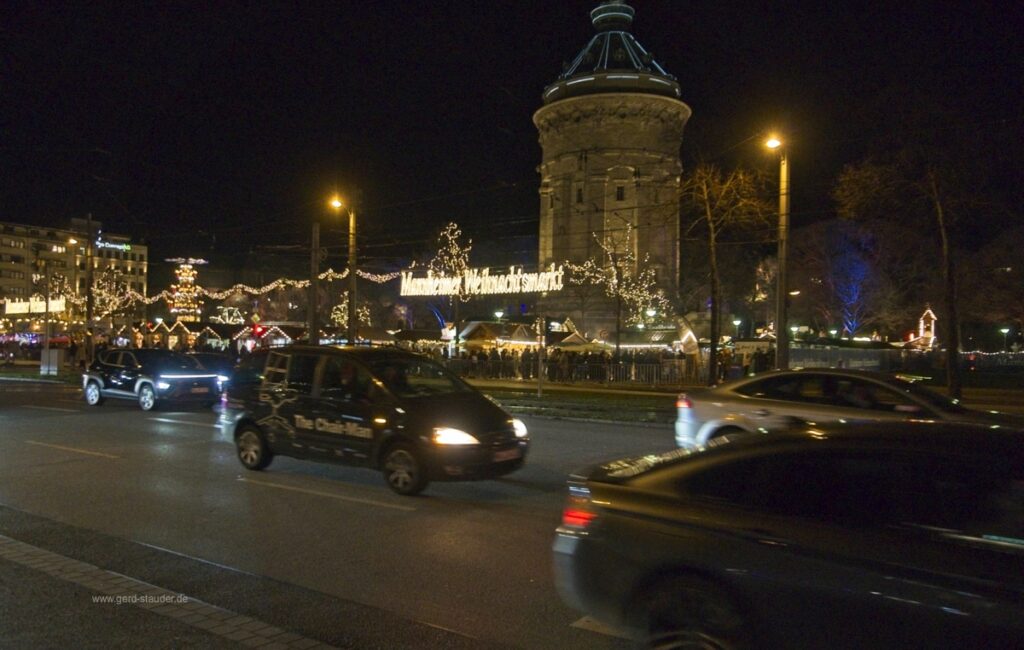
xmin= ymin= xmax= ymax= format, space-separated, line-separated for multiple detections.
xmin=534 ymin=1 xmax=690 ymax=334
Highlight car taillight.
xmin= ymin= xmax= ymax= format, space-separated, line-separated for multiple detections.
xmin=561 ymin=484 xmax=597 ymax=530
xmin=676 ymin=393 xmax=693 ymax=409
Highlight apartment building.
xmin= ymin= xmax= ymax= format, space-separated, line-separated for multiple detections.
xmin=0 ymin=219 xmax=148 ymax=323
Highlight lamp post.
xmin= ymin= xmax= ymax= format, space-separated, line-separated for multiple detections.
xmin=733 ymin=319 xmax=742 ymax=339
xmin=34 ymin=252 xmax=51 ymax=375
xmin=494 ymin=310 xmax=504 ymax=321
xmin=1000 ymin=327 xmax=1010 ymax=351
xmin=84 ymin=214 xmax=95 ymax=364
xmin=766 ymin=136 xmax=789 ymax=369
xmin=330 ymin=196 xmax=358 ymax=346
xmin=308 ymin=219 xmax=320 ymax=345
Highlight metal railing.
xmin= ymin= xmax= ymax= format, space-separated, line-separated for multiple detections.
xmin=443 ymin=359 xmax=696 ymax=387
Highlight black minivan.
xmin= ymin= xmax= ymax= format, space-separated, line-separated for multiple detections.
xmin=220 ymin=345 xmax=530 ymax=495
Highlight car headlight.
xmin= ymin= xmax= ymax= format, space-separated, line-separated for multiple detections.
xmin=156 ymin=381 xmax=171 ymax=390
xmin=217 ymin=375 xmax=230 ymax=383
xmin=432 ymin=428 xmax=480 ymax=445
xmin=511 ymin=418 xmax=528 ymax=438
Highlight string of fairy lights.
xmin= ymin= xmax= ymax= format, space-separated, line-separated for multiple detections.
xmin=123 ymin=267 xmax=403 ymax=308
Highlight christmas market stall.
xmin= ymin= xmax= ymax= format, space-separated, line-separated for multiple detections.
xmin=393 ymin=328 xmax=449 ymax=356
xmin=194 ymin=323 xmax=238 ymax=352
xmin=232 ymin=324 xmax=299 ymax=352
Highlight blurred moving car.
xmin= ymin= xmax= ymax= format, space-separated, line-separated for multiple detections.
xmin=220 ymin=345 xmax=530 ymax=495
xmin=553 ymin=422 xmax=1024 ymax=649
xmin=83 ymin=348 xmax=222 ymax=411
xmin=675 ymin=368 xmax=1024 ymax=448
xmin=187 ymin=351 xmax=236 ymax=380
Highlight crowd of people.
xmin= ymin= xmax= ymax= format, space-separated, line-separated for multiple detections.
xmin=435 ymin=346 xmax=699 ymax=385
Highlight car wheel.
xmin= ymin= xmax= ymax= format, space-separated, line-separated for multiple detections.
xmin=382 ymin=443 xmax=428 ymax=496
xmin=84 ymin=381 xmax=104 ymax=406
xmin=236 ymin=426 xmax=273 ymax=470
xmin=709 ymin=426 xmax=745 ymax=441
xmin=640 ymin=576 xmax=748 ymax=650
xmin=137 ymin=384 xmax=158 ymax=411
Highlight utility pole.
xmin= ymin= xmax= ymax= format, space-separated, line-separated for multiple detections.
xmin=308 ymin=221 xmax=320 ymax=345
xmin=347 ymin=207 xmax=357 ymax=346
xmin=536 ymin=314 xmax=545 ymax=398
xmin=85 ymin=213 xmax=95 ymax=364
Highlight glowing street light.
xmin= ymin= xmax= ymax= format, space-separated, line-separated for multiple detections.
xmin=733 ymin=319 xmax=741 ymax=338
xmin=766 ymin=134 xmax=790 ymax=370
xmin=1001 ymin=327 xmax=1010 ymax=351
xmin=829 ymin=329 xmax=838 ymax=338
xmin=494 ymin=310 xmax=504 ymax=321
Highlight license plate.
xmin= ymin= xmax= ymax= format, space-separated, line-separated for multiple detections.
xmin=493 ymin=447 xmax=521 ymax=462
xmin=190 ymin=387 xmax=209 ymax=394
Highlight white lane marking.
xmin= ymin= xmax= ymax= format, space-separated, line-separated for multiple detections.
xmin=23 ymin=405 xmax=79 ymax=413
xmin=25 ymin=440 xmax=120 ymax=459
xmin=570 ymin=616 xmax=632 ymax=639
xmin=237 ymin=477 xmax=416 ymax=512
xmin=148 ymin=418 xmax=219 ymax=428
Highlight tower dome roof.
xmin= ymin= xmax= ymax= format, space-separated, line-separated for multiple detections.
xmin=542 ymin=1 xmax=681 ymax=105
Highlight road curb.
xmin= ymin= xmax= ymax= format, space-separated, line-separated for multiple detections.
xmin=505 ymin=408 xmax=670 ymax=429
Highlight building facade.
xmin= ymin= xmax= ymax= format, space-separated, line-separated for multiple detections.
xmin=0 ymin=218 xmax=147 ymax=330
xmin=533 ymin=1 xmax=690 ymax=336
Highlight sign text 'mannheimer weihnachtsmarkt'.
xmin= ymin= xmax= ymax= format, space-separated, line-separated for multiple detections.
xmin=400 ymin=265 xmax=564 ymax=297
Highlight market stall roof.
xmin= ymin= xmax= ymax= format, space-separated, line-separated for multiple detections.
xmin=393 ymin=329 xmax=447 ymax=342
xmin=200 ymin=322 xmax=240 ymax=339
xmin=552 ymin=332 xmax=590 ymax=347
xmin=358 ymin=327 xmax=396 ymax=343
xmin=458 ymin=321 xmax=543 ymax=346
xmin=594 ymin=328 xmax=680 ymax=348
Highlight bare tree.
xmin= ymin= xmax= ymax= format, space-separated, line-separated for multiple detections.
xmin=834 ymin=156 xmax=976 ymax=397
xmin=565 ymin=223 xmax=670 ymax=357
xmin=680 ymin=164 xmax=771 ymax=384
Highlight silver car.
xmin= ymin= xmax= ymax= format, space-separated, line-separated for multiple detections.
xmin=675 ymin=369 xmax=1024 ymax=448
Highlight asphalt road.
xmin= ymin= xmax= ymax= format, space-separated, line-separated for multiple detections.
xmin=0 ymin=381 xmax=677 ymax=649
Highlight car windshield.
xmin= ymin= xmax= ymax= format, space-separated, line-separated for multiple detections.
xmin=368 ymin=357 xmax=473 ymax=398
xmin=133 ymin=350 xmax=202 ymax=371
xmin=887 ymin=377 xmax=967 ymax=413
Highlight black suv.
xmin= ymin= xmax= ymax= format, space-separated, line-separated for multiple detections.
xmin=220 ymin=345 xmax=530 ymax=495
xmin=83 ymin=348 xmax=224 ymax=411
xmin=554 ymin=422 xmax=1024 ymax=649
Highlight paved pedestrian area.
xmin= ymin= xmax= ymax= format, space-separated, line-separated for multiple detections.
xmin=0 ymin=533 xmax=335 ymax=649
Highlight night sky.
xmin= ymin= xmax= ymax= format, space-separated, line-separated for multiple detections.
xmin=4 ymin=1 xmax=1022 ymax=270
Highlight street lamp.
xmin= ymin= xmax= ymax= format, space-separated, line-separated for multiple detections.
xmin=767 ymin=135 xmax=790 ymax=370
xmin=733 ymin=319 xmax=741 ymax=338
xmin=330 ymin=196 xmax=358 ymax=346
xmin=494 ymin=310 xmax=504 ymax=321
xmin=829 ymin=328 xmax=838 ymax=338
xmin=1001 ymin=327 xmax=1010 ymax=351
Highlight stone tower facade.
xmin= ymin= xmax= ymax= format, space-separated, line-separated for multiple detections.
xmin=534 ymin=1 xmax=690 ymax=335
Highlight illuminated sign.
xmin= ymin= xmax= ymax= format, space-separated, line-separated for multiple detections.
xmin=4 ymin=298 xmax=66 ymax=315
xmin=96 ymin=240 xmax=132 ymax=252
xmin=400 ymin=265 xmax=565 ymax=297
